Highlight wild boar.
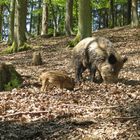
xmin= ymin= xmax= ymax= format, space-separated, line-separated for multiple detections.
xmin=39 ymin=70 xmax=75 ymax=92
xmin=72 ymin=37 xmax=127 ymax=83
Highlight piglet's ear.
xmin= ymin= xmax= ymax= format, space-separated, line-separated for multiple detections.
xmin=108 ymin=54 xmax=117 ymax=65
xmin=122 ymin=56 xmax=128 ymax=63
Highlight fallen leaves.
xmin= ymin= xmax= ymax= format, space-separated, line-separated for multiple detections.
xmin=0 ymin=27 xmax=140 ymax=139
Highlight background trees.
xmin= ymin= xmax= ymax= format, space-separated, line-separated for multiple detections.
xmin=131 ymin=0 xmax=139 ymax=27
xmin=41 ymin=0 xmax=48 ymax=36
xmin=0 ymin=0 xmax=139 ymax=50
xmin=65 ymin=0 xmax=73 ymax=36
xmin=77 ymin=0 xmax=92 ymax=40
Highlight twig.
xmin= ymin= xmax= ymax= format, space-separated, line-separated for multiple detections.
xmin=2 ymin=111 xmax=49 ymax=118
xmin=61 ymin=104 xmax=121 ymax=110
xmin=112 ymin=116 xmax=140 ymax=120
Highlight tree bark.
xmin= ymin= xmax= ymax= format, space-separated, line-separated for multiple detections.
xmin=65 ymin=0 xmax=73 ymax=36
xmin=0 ymin=5 xmax=3 ymax=41
xmin=41 ymin=0 xmax=48 ymax=36
xmin=16 ymin=0 xmax=27 ymax=47
xmin=127 ymin=0 xmax=132 ymax=24
xmin=32 ymin=52 xmax=42 ymax=66
xmin=131 ymin=0 xmax=139 ymax=27
xmin=29 ymin=0 xmax=34 ymax=33
xmin=8 ymin=0 xmax=16 ymax=44
xmin=37 ymin=0 xmax=41 ymax=35
xmin=110 ymin=0 xmax=114 ymax=28
xmin=49 ymin=0 xmax=58 ymax=37
xmin=77 ymin=0 xmax=92 ymax=40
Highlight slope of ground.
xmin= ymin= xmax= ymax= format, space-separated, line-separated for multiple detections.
xmin=0 ymin=27 xmax=140 ymax=140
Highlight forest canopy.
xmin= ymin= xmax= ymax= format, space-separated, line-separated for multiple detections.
xmin=0 ymin=0 xmax=140 ymax=42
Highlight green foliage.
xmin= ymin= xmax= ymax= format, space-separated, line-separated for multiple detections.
xmin=32 ymin=9 xmax=42 ymax=15
xmin=67 ymin=34 xmax=80 ymax=48
xmin=92 ymin=0 xmax=110 ymax=9
xmin=0 ymin=0 xmax=9 ymax=5
xmin=4 ymin=77 xmax=21 ymax=91
xmin=51 ymin=0 xmax=65 ymax=7
xmin=115 ymin=0 xmax=127 ymax=4
xmin=92 ymin=0 xmax=127 ymax=9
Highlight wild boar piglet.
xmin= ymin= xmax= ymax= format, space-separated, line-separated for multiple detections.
xmin=39 ymin=70 xmax=75 ymax=92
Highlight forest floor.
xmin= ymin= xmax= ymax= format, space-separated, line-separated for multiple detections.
xmin=0 ymin=26 xmax=140 ymax=140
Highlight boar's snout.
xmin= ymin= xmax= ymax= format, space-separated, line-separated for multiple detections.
xmin=100 ymin=64 xmax=119 ymax=83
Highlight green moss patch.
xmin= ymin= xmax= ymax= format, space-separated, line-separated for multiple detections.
xmin=1 ymin=42 xmax=31 ymax=54
xmin=0 ymin=63 xmax=22 ymax=91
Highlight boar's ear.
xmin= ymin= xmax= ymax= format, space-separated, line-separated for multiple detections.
xmin=108 ymin=54 xmax=117 ymax=64
xmin=122 ymin=56 xmax=128 ymax=63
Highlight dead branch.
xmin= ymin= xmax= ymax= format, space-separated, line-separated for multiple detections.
xmin=61 ymin=104 xmax=121 ymax=110
xmin=1 ymin=110 xmax=49 ymax=118
xmin=112 ymin=116 xmax=140 ymax=120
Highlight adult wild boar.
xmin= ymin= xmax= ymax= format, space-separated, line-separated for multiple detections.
xmin=72 ymin=37 xmax=127 ymax=83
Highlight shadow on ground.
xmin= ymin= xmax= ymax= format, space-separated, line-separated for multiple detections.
xmin=0 ymin=113 xmax=95 ymax=140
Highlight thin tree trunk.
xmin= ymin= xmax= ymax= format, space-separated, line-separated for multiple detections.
xmin=131 ymin=0 xmax=139 ymax=27
xmin=49 ymin=0 xmax=57 ymax=37
xmin=8 ymin=0 xmax=15 ymax=44
xmin=41 ymin=0 xmax=48 ymax=35
xmin=37 ymin=0 xmax=41 ymax=35
xmin=127 ymin=0 xmax=131 ymax=24
xmin=29 ymin=0 xmax=34 ymax=33
xmin=65 ymin=0 xmax=73 ymax=36
xmin=110 ymin=0 xmax=114 ymax=28
xmin=0 ymin=5 xmax=3 ymax=41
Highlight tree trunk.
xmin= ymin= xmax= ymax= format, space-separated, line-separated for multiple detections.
xmin=0 ymin=5 xmax=3 ymax=41
xmin=75 ymin=0 xmax=78 ymax=23
xmin=131 ymin=0 xmax=139 ymax=27
xmin=41 ymin=0 xmax=48 ymax=36
xmin=49 ymin=0 xmax=58 ymax=37
xmin=77 ymin=0 xmax=92 ymax=40
xmin=65 ymin=0 xmax=73 ymax=36
xmin=37 ymin=0 xmax=41 ymax=35
xmin=98 ymin=9 xmax=101 ymax=29
xmin=127 ymin=0 xmax=132 ymax=24
xmin=29 ymin=0 xmax=34 ymax=33
xmin=110 ymin=0 xmax=114 ymax=28
xmin=8 ymin=0 xmax=16 ymax=45
xmin=114 ymin=5 xmax=118 ymax=26
xmin=7 ymin=0 xmax=28 ymax=53
xmin=68 ymin=0 xmax=92 ymax=47
xmin=16 ymin=0 xmax=27 ymax=47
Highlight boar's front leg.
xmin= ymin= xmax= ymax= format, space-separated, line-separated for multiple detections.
xmin=75 ymin=59 xmax=86 ymax=82
xmin=41 ymin=79 xmax=48 ymax=92
xmin=89 ymin=64 xmax=96 ymax=82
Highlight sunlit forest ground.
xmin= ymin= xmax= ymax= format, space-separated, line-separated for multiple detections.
xmin=0 ymin=26 xmax=140 ymax=140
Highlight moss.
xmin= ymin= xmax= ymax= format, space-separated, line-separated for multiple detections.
xmin=4 ymin=78 xmax=22 ymax=91
xmin=0 ymin=63 xmax=22 ymax=91
xmin=1 ymin=42 xmax=31 ymax=54
xmin=67 ymin=35 xmax=80 ymax=48
xmin=17 ymin=43 xmax=31 ymax=52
